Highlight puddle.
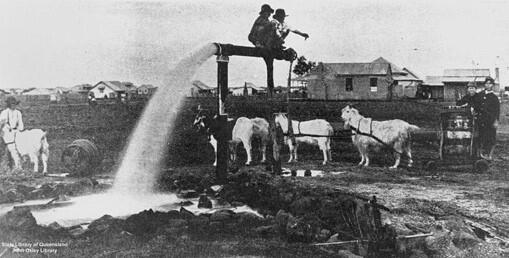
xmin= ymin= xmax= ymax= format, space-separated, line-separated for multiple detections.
xmin=1 ymin=192 xmax=261 ymax=227
xmin=281 ymin=168 xmax=324 ymax=177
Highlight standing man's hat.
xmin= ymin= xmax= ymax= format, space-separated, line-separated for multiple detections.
xmin=259 ymin=4 xmax=274 ymax=14
xmin=484 ymin=77 xmax=495 ymax=84
xmin=274 ymin=9 xmax=288 ymax=18
xmin=6 ymin=96 xmax=19 ymax=106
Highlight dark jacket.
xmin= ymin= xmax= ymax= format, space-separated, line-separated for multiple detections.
xmin=457 ymin=92 xmax=483 ymax=113
xmin=474 ymin=91 xmax=500 ymax=126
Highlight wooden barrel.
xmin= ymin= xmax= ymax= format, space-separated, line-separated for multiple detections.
xmin=61 ymin=139 xmax=102 ymax=177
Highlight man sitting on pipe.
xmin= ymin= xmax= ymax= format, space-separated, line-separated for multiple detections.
xmin=248 ymin=7 xmax=308 ymax=61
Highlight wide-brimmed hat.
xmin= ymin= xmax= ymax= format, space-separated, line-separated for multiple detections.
xmin=273 ymin=9 xmax=288 ymax=18
xmin=484 ymin=77 xmax=495 ymax=85
xmin=6 ymin=96 xmax=20 ymax=106
xmin=259 ymin=4 xmax=274 ymax=14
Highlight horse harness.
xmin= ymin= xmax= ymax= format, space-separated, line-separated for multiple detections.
xmin=348 ymin=117 xmax=407 ymax=157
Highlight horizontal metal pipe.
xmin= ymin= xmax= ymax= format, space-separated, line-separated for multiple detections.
xmin=214 ymin=43 xmax=269 ymax=58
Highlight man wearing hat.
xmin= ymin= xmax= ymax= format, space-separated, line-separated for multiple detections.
xmin=248 ymin=4 xmax=274 ymax=48
xmin=476 ymin=77 xmax=500 ymax=160
xmin=265 ymin=8 xmax=309 ymax=50
xmin=0 ymin=96 xmax=24 ymax=169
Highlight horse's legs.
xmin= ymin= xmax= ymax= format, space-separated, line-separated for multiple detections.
xmin=229 ymin=141 xmax=238 ymax=163
xmin=356 ymin=144 xmax=365 ymax=166
xmin=390 ymin=142 xmax=403 ymax=169
xmin=29 ymin=153 xmax=38 ymax=172
xmin=327 ymin=139 xmax=332 ymax=162
xmin=41 ymin=152 xmax=48 ymax=174
xmin=242 ymin=138 xmax=252 ymax=165
xmin=363 ymin=154 xmax=370 ymax=167
xmin=210 ymin=136 xmax=218 ymax=166
xmin=260 ymin=141 xmax=267 ymax=163
xmin=362 ymin=147 xmax=370 ymax=167
xmin=320 ymin=142 xmax=328 ymax=165
xmin=293 ymin=143 xmax=299 ymax=162
xmin=405 ymin=143 xmax=413 ymax=167
xmin=287 ymin=139 xmax=295 ymax=163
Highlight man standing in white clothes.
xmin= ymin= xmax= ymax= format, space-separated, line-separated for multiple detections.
xmin=0 ymin=96 xmax=24 ymax=169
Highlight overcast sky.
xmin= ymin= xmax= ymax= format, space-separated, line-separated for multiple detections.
xmin=1 ymin=0 xmax=509 ymax=89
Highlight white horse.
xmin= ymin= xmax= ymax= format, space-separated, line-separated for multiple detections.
xmin=193 ymin=111 xmax=269 ymax=166
xmin=230 ymin=117 xmax=270 ymax=165
xmin=0 ymin=119 xmax=49 ymax=173
xmin=274 ymin=113 xmax=333 ymax=165
xmin=341 ymin=105 xmax=419 ymax=169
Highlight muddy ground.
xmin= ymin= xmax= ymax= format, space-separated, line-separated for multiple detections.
xmin=1 ymin=134 xmax=508 ymax=257
xmin=0 ymin=99 xmax=509 ymax=257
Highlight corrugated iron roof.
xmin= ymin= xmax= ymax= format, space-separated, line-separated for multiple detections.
xmin=443 ymin=69 xmax=490 ymax=77
xmin=423 ymin=76 xmax=444 ymax=86
xmin=22 ymin=88 xmax=57 ymax=95
xmin=93 ymin=81 xmax=132 ymax=92
xmin=372 ymin=57 xmax=405 ymax=74
xmin=318 ymin=62 xmax=390 ymax=75
xmin=442 ymin=76 xmax=489 ymax=83
xmin=138 ymin=84 xmax=156 ymax=89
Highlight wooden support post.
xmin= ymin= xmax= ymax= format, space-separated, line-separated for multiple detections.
xmin=216 ymin=55 xmax=229 ymax=183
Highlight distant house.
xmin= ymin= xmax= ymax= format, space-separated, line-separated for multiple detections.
xmin=306 ymin=62 xmax=393 ymax=100
xmin=89 ymin=81 xmax=136 ymax=99
xmin=22 ymin=88 xmax=60 ymax=101
xmin=306 ymin=58 xmax=421 ymax=100
xmin=137 ymin=84 xmax=157 ymax=95
xmin=441 ymin=69 xmax=491 ymax=100
xmin=189 ymin=80 xmax=214 ymax=97
xmin=230 ymin=82 xmax=265 ymax=96
xmin=372 ymin=57 xmax=422 ymax=98
xmin=70 ymin=84 xmax=94 ymax=95
xmin=291 ymin=75 xmax=310 ymax=88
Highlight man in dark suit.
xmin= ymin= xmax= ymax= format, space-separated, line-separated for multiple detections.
xmin=476 ymin=77 xmax=500 ymax=160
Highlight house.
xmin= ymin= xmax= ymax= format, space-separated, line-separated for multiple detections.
xmin=306 ymin=62 xmax=393 ymax=100
xmin=441 ymin=69 xmax=491 ymax=100
xmin=372 ymin=57 xmax=422 ymax=98
xmin=230 ymin=82 xmax=266 ymax=96
xmin=306 ymin=57 xmax=422 ymax=100
xmin=189 ymin=80 xmax=214 ymax=97
xmin=70 ymin=84 xmax=94 ymax=94
xmin=421 ymin=76 xmax=445 ymax=100
xmin=89 ymin=81 xmax=136 ymax=99
xmin=22 ymin=88 xmax=60 ymax=101
xmin=137 ymin=84 xmax=157 ymax=95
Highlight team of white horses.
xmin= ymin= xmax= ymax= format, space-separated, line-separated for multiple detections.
xmin=194 ymin=105 xmax=420 ymax=169
xmin=0 ymin=104 xmax=419 ymax=174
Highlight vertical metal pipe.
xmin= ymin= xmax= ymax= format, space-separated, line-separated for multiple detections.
xmin=287 ymin=61 xmax=295 ymax=145
xmin=264 ymin=57 xmax=275 ymax=97
xmin=216 ymin=55 xmax=229 ymax=183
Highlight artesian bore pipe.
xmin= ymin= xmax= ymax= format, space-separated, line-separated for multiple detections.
xmin=213 ymin=43 xmax=297 ymax=61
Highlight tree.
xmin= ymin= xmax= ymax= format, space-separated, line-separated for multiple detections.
xmin=293 ymin=56 xmax=316 ymax=76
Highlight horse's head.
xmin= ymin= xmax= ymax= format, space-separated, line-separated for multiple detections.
xmin=274 ymin=113 xmax=287 ymax=128
xmin=193 ymin=108 xmax=210 ymax=134
xmin=341 ymin=105 xmax=360 ymax=126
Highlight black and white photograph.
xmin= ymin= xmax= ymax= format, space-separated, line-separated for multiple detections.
xmin=0 ymin=0 xmax=508 ymax=257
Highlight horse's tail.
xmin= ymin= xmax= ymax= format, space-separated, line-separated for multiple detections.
xmin=40 ymin=131 xmax=49 ymax=156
